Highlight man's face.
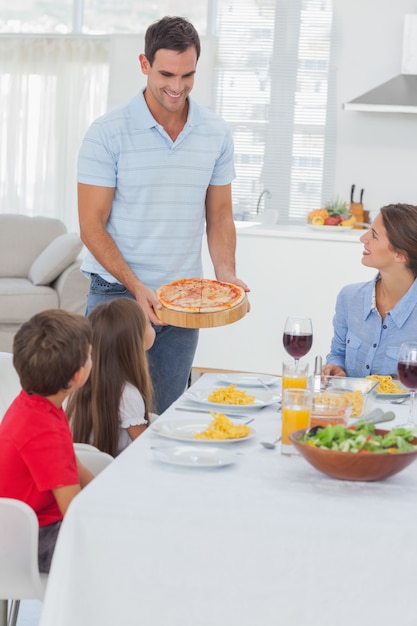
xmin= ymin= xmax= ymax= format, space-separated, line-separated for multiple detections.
xmin=140 ymin=47 xmax=198 ymax=115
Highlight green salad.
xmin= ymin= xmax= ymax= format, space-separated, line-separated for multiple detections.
xmin=300 ymin=422 xmax=417 ymax=454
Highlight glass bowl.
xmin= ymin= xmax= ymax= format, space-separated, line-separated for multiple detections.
xmin=320 ymin=376 xmax=379 ymax=418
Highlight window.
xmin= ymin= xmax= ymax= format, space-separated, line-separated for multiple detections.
xmin=215 ymin=0 xmax=335 ymax=222
xmin=0 ymin=0 xmax=335 ymax=227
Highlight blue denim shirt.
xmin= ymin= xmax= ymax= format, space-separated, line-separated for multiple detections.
xmin=326 ymin=275 xmax=417 ymax=377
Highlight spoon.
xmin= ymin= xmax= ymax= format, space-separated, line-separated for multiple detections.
xmin=260 ymin=435 xmax=281 ymax=449
xmin=391 ymin=396 xmax=408 ymax=405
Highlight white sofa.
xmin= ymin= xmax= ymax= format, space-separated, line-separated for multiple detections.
xmin=0 ymin=214 xmax=89 ymax=351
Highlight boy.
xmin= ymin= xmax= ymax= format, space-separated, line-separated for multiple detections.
xmin=0 ymin=309 xmax=94 ymax=572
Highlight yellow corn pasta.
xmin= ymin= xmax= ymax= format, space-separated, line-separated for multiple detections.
xmin=194 ymin=412 xmax=251 ymax=440
xmin=207 ymin=384 xmax=255 ymax=405
xmin=366 ymin=374 xmax=404 ymax=394
xmin=335 ymin=390 xmax=364 ymax=418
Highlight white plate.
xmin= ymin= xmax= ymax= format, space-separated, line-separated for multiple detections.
xmin=151 ymin=417 xmax=256 ymax=443
xmin=308 ymin=224 xmax=354 ymax=231
xmin=373 ymin=381 xmax=410 ymax=401
xmin=376 ymin=391 xmax=410 ymax=402
xmin=183 ymin=388 xmax=278 ymax=412
xmin=152 ymin=445 xmax=236 ymax=467
xmin=216 ymin=373 xmax=279 ymax=387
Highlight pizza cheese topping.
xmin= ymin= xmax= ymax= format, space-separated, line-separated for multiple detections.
xmin=156 ymin=278 xmax=246 ymax=313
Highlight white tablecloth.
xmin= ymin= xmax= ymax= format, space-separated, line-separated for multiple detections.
xmin=40 ymin=374 xmax=416 ymax=626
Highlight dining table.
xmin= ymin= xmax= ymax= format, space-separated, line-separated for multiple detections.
xmin=39 ymin=373 xmax=417 ymax=626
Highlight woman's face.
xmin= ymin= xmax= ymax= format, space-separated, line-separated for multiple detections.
xmin=359 ymin=213 xmax=400 ymax=271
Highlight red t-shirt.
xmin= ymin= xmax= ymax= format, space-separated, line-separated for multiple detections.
xmin=0 ymin=390 xmax=79 ymax=526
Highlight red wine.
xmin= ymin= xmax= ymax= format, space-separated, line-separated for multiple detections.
xmin=398 ymin=361 xmax=417 ymax=390
xmin=283 ymin=332 xmax=313 ymax=359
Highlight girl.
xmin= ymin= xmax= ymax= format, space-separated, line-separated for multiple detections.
xmin=324 ymin=203 xmax=417 ymax=378
xmin=68 ymin=298 xmax=155 ymax=456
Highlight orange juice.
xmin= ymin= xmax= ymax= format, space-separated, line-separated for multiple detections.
xmin=281 ymin=360 xmax=309 ymax=395
xmin=282 ymin=375 xmax=308 ymax=393
xmin=281 ymin=407 xmax=311 ymax=445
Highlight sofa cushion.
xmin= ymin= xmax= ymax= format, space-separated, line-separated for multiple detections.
xmin=28 ymin=233 xmax=83 ymax=286
xmin=0 ymin=279 xmax=59 ymax=323
xmin=0 ymin=214 xmax=67 ymax=278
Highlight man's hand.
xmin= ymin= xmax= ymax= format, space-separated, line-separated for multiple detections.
xmin=132 ymin=283 xmax=165 ymax=325
xmin=216 ymin=273 xmax=251 ymax=312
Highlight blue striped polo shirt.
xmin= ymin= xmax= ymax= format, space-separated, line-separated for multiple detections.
xmin=77 ymin=90 xmax=235 ymax=291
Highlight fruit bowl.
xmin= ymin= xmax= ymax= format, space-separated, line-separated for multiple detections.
xmin=289 ymin=428 xmax=417 ymax=481
xmin=307 ymin=197 xmax=355 ymax=228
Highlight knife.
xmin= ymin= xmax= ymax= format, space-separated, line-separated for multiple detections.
xmin=359 ymin=188 xmax=364 ymax=204
xmin=174 ymin=407 xmax=252 ymax=419
xmin=350 ymin=184 xmax=355 ymax=203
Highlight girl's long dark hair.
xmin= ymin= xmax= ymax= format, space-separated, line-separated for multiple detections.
xmin=67 ymin=298 xmax=153 ymax=457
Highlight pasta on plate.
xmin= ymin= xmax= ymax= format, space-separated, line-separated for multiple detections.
xmin=194 ymin=413 xmax=251 ymax=440
xmin=366 ymin=375 xmax=405 ymax=394
xmin=207 ymin=384 xmax=255 ymax=405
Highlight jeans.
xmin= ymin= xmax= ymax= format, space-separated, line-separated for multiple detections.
xmin=38 ymin=520 xmax=62 ymax=573
xmin=86 ymin=274 xmax=199 ymax=414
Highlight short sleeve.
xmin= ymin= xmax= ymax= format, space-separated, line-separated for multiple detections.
xmin=119 ymin=382 xmax=146 ymax=429
xmin=21 ymin=423 xmax=78 ymax=491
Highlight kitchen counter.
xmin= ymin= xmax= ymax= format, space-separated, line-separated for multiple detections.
xmin=234 ymin=221 xmax=367 ymax=242
xmin=194 ymin=221 xmax=374 ymax=375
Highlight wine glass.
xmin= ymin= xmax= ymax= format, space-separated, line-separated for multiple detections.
xmin=283 ymin=316 xmax=313 ymax=368
xmin=397 ymin=342 xmax=417 ymax=429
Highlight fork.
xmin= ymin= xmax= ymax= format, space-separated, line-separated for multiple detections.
xmin=257 ymin=377 xmax=271 ymax=391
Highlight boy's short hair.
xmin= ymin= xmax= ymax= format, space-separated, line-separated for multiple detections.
xmin=13 ymin=309 xmax=92 ymax=396
xmin=144 ymin=16 xmax=201 ymax=66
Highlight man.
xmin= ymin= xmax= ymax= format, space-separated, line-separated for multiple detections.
xmin=77 ymin=16 xmax=249 ymax=414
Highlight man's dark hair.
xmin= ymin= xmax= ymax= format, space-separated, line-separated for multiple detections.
xmin=144 ymin=16 xmax=201 ymax=65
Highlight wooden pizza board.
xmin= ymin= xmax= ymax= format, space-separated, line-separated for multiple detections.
xmin=154 ymin=296 xmax=248 ymax=329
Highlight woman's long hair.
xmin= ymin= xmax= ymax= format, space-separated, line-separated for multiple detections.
xmin=381 ymin=203 xmax=417 ymax=277
xmin=67 ymin=298 xmax=153 ymax=457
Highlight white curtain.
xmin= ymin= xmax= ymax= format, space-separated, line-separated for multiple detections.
xmin=0 ymin=36 xmax=109 ymax=233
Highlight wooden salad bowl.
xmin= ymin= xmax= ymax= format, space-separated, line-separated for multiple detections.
xmin=289 ymin=428 xmax=417 ymax=481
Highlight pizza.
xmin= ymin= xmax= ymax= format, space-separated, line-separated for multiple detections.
xmin=156 ymin=278 xmax=246 ymax=313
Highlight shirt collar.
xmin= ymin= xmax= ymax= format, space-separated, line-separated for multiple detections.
xmin=128 ymin=89 xmax=202 ymax=130
xmin=367 ymin=273 xmax=417 ymax=327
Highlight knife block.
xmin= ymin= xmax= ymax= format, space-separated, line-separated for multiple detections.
xmin=350 ymin=202 xmax=364 ymax=229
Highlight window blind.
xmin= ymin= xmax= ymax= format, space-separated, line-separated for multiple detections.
xmin=214 ymin=0 xmax=335 ymax=223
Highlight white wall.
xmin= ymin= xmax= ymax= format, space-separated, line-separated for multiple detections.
xmin=334 ymin=0 xmax=417 ymax=218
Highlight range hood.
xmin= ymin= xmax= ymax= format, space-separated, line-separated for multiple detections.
xmin=343 ymin=14 xmax=417 ymax=113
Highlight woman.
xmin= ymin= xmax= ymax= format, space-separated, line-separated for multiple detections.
xmin=67 ymin=298 xmax=155 ymax=456
xmin=323 ymin=203 xmax=417 ymax=378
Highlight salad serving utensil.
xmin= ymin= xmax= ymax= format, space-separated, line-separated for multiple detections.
xmin=307 ymin=409 xmax=395 ymax=437
xmin=355 ymin=408 xmax=395 ymax=426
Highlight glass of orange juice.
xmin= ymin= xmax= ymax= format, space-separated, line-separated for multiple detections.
xmin=281 ymin=388 xmax=312 ymax=455
xmin=282 ymin=360 xmax=309 ymax=395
